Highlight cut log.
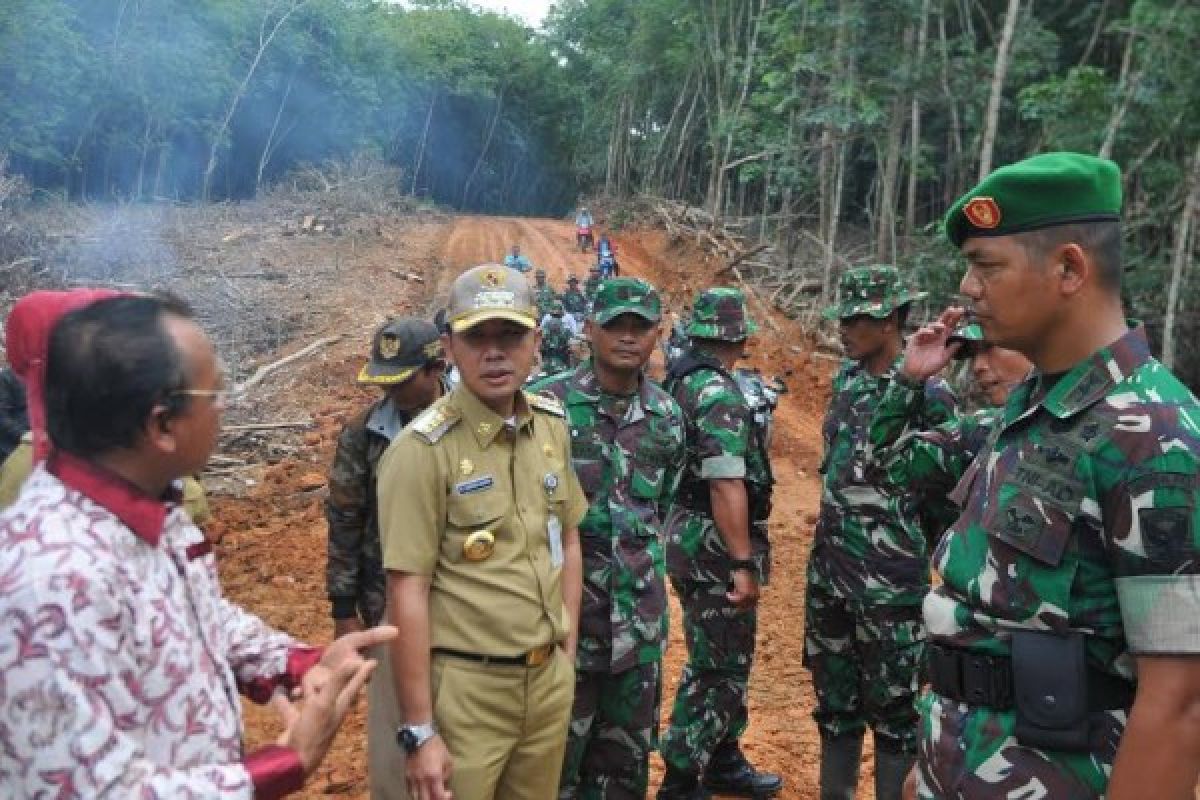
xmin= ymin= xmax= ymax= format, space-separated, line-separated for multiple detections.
xmin=236 ymin=335 xmax=340 ymax=392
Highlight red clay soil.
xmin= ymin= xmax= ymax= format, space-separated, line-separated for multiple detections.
xmin=218 ymin=214 xmax=873 ymax=799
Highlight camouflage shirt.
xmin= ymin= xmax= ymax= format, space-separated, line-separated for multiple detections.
xmin=325 ymin=390 xmax=440 ymax=626
xmin=562 ymin=288 xmax=588 ymax=315
xmin=534 ymin=285 xmax=559 ymax=318
xmin=866 ymin=377 xmax=1000 ymax=538
xmin=540 ymin=316 xmax=573 ymax=374
xmin=584 ymin=275 xmax=601 ymax=302
xmin=811 ymin=357 xmax=956 ymax=607
xmin=919 ymin=324 xmax=1200 ymax=797
xmin=531 ymin=362 xmax=686 ymax=672
xmin=665 ymin=352 xmax=773 ymax=583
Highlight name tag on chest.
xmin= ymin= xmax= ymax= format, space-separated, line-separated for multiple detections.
xmin=548 ymin=515 xmax=564 ymax=568
xmin=454 ymin=476 xmax=494 ymax=495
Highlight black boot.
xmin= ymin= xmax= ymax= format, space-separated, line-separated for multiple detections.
xmin=702 ymin=741 xmax=783 ymax=798
xmin=657 ymin=765 xmax=711 ymax=800
xmin=873 ymin=747 xmax=915 ymax=800
xmin=818 ymin=731 xmax=863 ymax=800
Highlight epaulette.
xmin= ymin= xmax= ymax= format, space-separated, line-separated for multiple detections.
xmin=526 ymin=391 xmax=566 ymax=417
xmin=410 ymin=405 xmax=461 ymax=443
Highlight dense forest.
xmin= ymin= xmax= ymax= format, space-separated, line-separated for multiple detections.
xmin=2 ymin=0 xmax=1199 ymax=380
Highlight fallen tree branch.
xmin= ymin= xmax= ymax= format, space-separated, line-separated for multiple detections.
xmin=221 ymin=421 xmax=313 ymax=433
xmin=717 ymin=243 xmax=770 ymax=276
xmin=236 ymin=335 xmax=340 ymax=392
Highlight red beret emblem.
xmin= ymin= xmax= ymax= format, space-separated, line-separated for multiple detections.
xmin=964 ymin=197 xmax=1001 ymax=229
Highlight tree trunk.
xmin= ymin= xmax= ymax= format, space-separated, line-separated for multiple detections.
xmin=978 ymin=0 xmax=1021 ymax=181
xmin=411 ymin=89 xmax=437 ymax=196
xmin=256 ymin=71 xmax=296 ymax=194
xmin=1162 ymin=138 xmax=1200 ymax=369
xmin=937 ymin=4 xmax=964 ymax=205
xmin=904 ymin=0 xmax=930 ymax=247
xmin=820 ymin=141 xmax=847 ymax=308
xmin=876 ymin=73 xmax=910 ymax=262
xmin=461 ymin=87 xmax=504 ymax=208
xmin=201 ymin=0 xmax=305 ymax=201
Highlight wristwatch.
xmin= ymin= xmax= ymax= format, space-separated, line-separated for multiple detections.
xmin=729 ymin=558 xmax=757 ymax=576
xmin=397 ymin=722 xmax=438 ymax=754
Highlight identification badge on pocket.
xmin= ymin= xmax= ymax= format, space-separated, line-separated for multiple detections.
xmin=548 ymin=515 xmax=564 ymax=568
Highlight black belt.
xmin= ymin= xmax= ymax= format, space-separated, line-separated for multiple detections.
xmin=928 ymin=643 xmax=1134 ymax=712
xmin=432 ymin=644 xmax=555 ymax=668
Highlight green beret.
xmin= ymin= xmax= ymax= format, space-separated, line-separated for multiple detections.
xmin=944 ymin=152 xmax=1122 ymax=248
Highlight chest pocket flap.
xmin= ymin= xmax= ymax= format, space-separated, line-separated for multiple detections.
xmin=990 ymin=455 xmax=1085 ymax=567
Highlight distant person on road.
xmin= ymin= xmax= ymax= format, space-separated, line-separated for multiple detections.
xmin=597 ymin=235 xmax=619 ymax=278
xmin=575 ymin=207 xmax=594 ymax=228
xmin=539 ymin=301 xmax=575 ymax=376
xmin=504 ymin=243 xmax=533 ymax=273
xmin=326 ymin=317 xmax=447 ymax=800
xmin=0 ymin=290 xmax=396 ymax=797
xmin=534 ymin=268 xmax=559 ymax=319
xmin=561 ymin=275 xmax=589 ymax=324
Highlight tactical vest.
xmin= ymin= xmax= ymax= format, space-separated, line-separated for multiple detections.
xmin=664 ymin=350 xmax=774 ymax=519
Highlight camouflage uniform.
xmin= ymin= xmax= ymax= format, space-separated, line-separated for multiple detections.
xmin=532 ymin=326 xmax=685 ymax=798
xmin=535 ymin=271 xmax=560 ymax=319
xmin=915 ymin=325 xmax=1200 ymax=798
xmin=584 ymin=271 xmax=602 ymax=304
xmin=659 ymin=289 xmax=777 ymax=796
xmin=807 ymin=266 xmax=954 ymax=800
xmin=562 ymin=283 xmax=589 ymax=317
xmin=541 ymin=307 xmax=574 ymax=376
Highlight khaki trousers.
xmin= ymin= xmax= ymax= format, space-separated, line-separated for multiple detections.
xmin=432 ymin=646 xmax=575 ymax=800
xmin=368 ymin=643 xmax=409 ymax=800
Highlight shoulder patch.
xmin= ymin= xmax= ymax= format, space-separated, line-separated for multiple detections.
xmin=410 ymin=405 xmax=461 ymax=443
xmin=526 ymin=391 xmax=566 ymax=417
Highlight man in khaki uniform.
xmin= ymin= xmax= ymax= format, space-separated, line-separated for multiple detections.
xmin=380 ymin=263 xmax=586 ymax=800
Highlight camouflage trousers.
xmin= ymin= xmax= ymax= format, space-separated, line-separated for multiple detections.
xmin=659 ymin=578 xmax=756 ymax=774
xmin=803 ymin=584 xmax=923 ymax=752
xmin=558 ymin=661 xmax=661 ymax=800
xmin=916 ymin=692 xmax=1124 ymax=799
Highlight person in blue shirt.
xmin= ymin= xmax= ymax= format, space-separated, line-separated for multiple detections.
xmin=504 ymin=244 xmax=532 ymax=273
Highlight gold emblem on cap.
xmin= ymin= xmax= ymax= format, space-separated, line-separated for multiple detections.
xmin=964 ymin=196 xmax=1001 ymax=229
xmin=477 ymin=421 xmax=493 ymax=436
xmin=482 ymin=268 xmax=505 ymax=288
xmin=459 ymin=458 xmax=474 ymax=476
xmin=378 ymin=333 xmax=401 ymax=359
xmin=543 ymin=443 xmax=555 ymax=457
xmin=463 ymin=530 xmax=495 ymax=562
xmin=423 ymin=341 xmax=443 ymax=358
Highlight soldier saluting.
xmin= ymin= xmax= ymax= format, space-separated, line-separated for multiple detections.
xmin=379 ymin=264 xmax=587 ymax=800
xmin=911 ymin=153 xmax=1200 ymax=799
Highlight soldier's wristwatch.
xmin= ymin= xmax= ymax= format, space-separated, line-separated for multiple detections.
xmin=729 ymin=558 xmax=757 ymax=576
xmin=397 ymin=722 xmax=437 ymax=754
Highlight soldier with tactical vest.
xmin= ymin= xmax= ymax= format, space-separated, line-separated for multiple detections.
xmin=534 ymin=269 xmax=559 ymax=320
xmin=562 ymin=275 xmax=589 ymax=320
xmin=658 ymin=287 xmax=782 ymax=799
xmin=530 ymin=278 xmax=687 ymax=800
xmin=380 ymin=264 xmax=586 ymax=800
xmin=807 ymin=266 xmax=956 ymax=800
xmin=325 ymin=316 xmax=448 ymax=800
xmin=907 ymin=153 xmax=1200 ymax=799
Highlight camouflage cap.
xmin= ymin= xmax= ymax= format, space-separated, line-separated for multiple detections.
xmin=446 ymin=264 xmax=537 ymax=333
xmin=567 ymin=274 xmax=580 ymax=284
xmin=591 ymin=277 xmax=662 ymax=325
xmin=822 ymin=265 xmax=926 ymax=321
xmin=358 ymin=317 xmax=443 ymax=385
xmin=947 ymin=321 xmax=985 ymax=360
xmin=686 ymin=287 xmax=757 ymax=341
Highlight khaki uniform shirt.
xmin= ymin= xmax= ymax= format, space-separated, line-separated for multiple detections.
xmin=379 ymin=385 xmax=587 ymax=656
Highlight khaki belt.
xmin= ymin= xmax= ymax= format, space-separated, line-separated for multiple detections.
xmin=433 ymin=643 xmax=556 ymax=668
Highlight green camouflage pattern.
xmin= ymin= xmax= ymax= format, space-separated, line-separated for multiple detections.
xmin=659 ymin=578 xmax=758 ymax=774
xmin=659 ymin=352 xmax=773 ymax=773
xmin=803 ymin=587 xmax=924 ymax=749
xmin=917 ymin=325 xmax=1200 ymax=798
xmin=540 ymin=315 xmax=574 ymax=374
xmin=809 ymin=358 xmax=956 ymax=607
xmin=822 ymin=265 xmax=925 ymax=321
xmin=536 ymin=284 xmax=561 ymax=319
xmin=865 ymin=378 xmax=1000 ymax=541
xmin=326 ymin=394 xmax=435 ymax=626
xmin=584 ymin=271 xmax=602 ymax=303
xmin=590 ymin=277 xmax=661 ymax=324
xmin=530 ymin=361 xmax=686 ymax=672
xmin=559 ymin=661 xmax=661 ymax=800
xmin=685 ymin=287 xmax=758 ymax=342
xmin=562 ymin=285 xmax=588 ymax=315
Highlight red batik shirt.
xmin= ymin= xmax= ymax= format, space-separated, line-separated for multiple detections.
xmin=0 ymin=455 xmax=320 ymax=798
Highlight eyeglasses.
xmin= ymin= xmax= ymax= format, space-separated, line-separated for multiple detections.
xmin=170 ymin=388 xmax=237 ymax=407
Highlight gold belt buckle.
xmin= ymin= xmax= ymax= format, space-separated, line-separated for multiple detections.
xmin=525 ymin=644 xmax=553 ymax=667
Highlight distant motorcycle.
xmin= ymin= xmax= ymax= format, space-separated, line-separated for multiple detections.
xmin=576 ymin=225 xmax=594 ymax=253
xmin=598 ymin=251 xmax=619 ymax=279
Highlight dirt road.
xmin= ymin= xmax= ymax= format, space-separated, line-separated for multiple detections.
xmin=218 ymin=213 xmax=851 ymax=798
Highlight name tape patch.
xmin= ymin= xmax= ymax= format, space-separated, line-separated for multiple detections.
xmin=454 ymin=475 xmax=495 ymax=495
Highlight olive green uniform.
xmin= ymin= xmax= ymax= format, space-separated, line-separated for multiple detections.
xmin=379 ymin=384 xmax=588 ymax=800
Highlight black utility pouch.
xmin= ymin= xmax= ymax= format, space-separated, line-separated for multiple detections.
xmin=1012 ymin=630 xmax=1090 ymax=752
